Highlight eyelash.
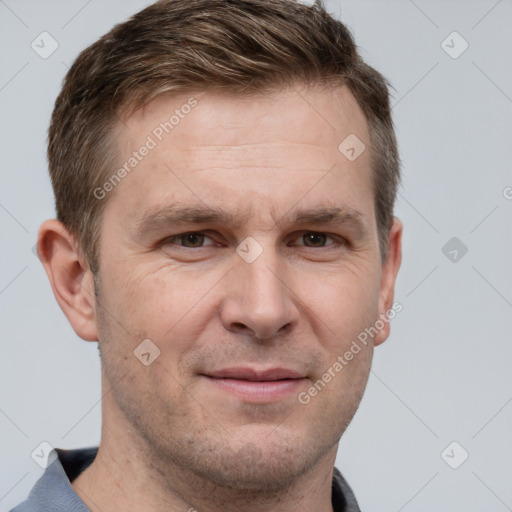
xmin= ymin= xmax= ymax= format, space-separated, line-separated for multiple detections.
xmin=162 ymin=231 xmax=345 ymax=250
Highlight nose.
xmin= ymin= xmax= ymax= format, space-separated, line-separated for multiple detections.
xmin=220 ymin=246 xmax=300 ymax=340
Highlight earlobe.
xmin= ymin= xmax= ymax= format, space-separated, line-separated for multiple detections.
xmin=374 ymin=217 xmax=403 ymax=346
xmin=37 ymin=219 xmax=99 ymax=342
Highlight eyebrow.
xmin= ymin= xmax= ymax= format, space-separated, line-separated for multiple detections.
xmin=133 ymin=204 xmax=368 ymax=239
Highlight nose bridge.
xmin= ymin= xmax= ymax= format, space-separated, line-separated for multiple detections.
xmin=221 ymin=238 xmax=299 ymax=339
xmin=242 ymin=245 xmax=284 ymax=305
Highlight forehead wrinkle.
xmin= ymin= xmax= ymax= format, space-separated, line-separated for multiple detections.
xmin=177 ymin=141 xmax=331 ymax=172
xmin=186 ymin=141 xmax=325 ymax=149
xmin=184 ymin=142 xmax=329 ymax=158
xmin=184 ymin=166 xmax=332 ymax=173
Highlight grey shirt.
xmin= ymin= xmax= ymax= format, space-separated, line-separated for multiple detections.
xmin=11 ymin=447 xmax=361 ymax=511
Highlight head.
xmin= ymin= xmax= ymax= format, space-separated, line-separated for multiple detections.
xmin=39 ymin=0 xmax=402 ymax=496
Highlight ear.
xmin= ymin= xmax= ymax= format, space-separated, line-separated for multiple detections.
xmin=37 ymin=219 xmax=98 ymax=342
xmin=374 ymin=217 xmax=403 ymax=346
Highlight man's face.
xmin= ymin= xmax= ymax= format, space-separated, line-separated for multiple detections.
xmin=93 ymin=85 xmax=393 ymax=489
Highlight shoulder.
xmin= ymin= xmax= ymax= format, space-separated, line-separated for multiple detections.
xmin=9 ymin=447 xmax=98 ymax=512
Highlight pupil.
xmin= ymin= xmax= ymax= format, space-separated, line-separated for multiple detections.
xmin=185 ymin=234 xmax=203 ymax=247
xmin=305 ymin=233 xmax=325 ymax=247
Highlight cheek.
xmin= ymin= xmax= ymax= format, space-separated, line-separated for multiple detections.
xmin=303 ymin=266 xmax=381 ymax=350
xmin=99 ymin=263 xmax=220 ymax=353
xmin=312 ymin=271 xmax=379 ymax=414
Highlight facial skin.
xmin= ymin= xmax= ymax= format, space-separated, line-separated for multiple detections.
xmin=39 ymin=84 xmax=402 ymax=512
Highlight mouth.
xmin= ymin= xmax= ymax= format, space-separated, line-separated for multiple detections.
xmin=201 ymin=367 xmax=307 ymax=403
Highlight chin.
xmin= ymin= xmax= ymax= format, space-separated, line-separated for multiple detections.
xmin=175 ymin=428 xmax=334 ymax=494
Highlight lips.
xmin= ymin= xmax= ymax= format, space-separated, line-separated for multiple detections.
xmin=202 ymin=367 xmax=307 ymax=402
xmin=206 ymin=367 xmax=305 ymax=381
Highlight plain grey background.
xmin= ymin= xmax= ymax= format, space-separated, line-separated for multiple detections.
xmin=1 ymin=0 xmax=511 ymax=510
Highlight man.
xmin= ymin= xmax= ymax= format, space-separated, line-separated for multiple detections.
xmin=12 ymin=0 xmax=402 ymax=510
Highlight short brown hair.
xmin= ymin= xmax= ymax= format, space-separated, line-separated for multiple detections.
xmin=48 ymin=0 xmax=400 ymax=273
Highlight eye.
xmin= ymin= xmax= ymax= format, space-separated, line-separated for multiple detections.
xmin=165 ymin=232 xmax=216 ymax=248
xmin=295 ymin=232 xmax=338 ymax=248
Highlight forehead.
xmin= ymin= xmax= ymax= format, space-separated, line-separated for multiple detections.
xmin=105 ymin=84 xmax=375 ymax=231
xmin=124 ymin=84 xmax=369 ymax=153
